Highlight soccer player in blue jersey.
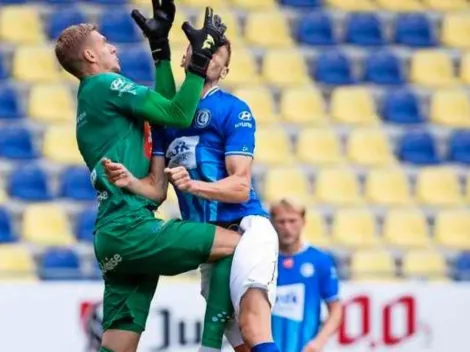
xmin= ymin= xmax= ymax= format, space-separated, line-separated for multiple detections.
xmin=270 ymin=199 xmax=343 ymax=352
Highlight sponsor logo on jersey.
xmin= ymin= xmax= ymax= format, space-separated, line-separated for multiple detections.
xmin=194 ymin=109 xmax=211 ymax=129
xmin=238 ymin=111 xmax=252 ymax=121
xmin=166 ymin=136 xmax=199 ymax=169
xmin=273 ymin=283 xmax=305 ymax=322
xmin=110 ymin=78 xmax=137 ymax=96
xmin=301 ymin=263 xmax=315 ymax=278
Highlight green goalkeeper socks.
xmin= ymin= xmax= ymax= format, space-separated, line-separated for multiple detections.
xmin=202 ymin=255 xmax=234 ymax=349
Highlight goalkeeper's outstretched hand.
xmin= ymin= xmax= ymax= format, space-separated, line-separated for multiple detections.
xmin=131 ymin=0 xmax=175 ymax=62
xmin=182 ymin=7 xmax=227 ymax=78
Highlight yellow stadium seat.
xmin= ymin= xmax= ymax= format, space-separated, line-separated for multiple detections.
xmin=233 ymin=87 xmax=278 ymax=124
xmin=315 ymin=168 xmax=362 ymax=205
xmin=22 ymin=204 xmax=75 ymax=246
xmin=280 ymin=87 xmax=327 ymax=125
xmin=410 ymin=50 xmax=456 ymax=88
xmin=351 ymin=250 xmax=395 ymax=280
xmin=326 ymin=0 xmax=376 ymax=11
xmin=430 ymin=89 xmax=470 ymax=127
xmin=223 ymin=49 xmax=260 ymax=88
xmin=169 ymin=11 xmax=192 ymax=47
xmin=376 ymin=0 xmax=423 ymax=11
xmin=383 ymin=208 xmax=430 ymax=248
xmin=442 ymin=15 xmax=470 ymax=48
xmin=43 ymin=126 xmax=83 ymax=164
xmin=466 ymin=174 xmax=470 ymax=201
xmin=424 ymin=0 xmax=468 ymax=11
xmin=255 ymin=128 xmax=293 ymax=166
xmin=262 ymin=50 xmax=310 ymax=87
xmin=435 ymin=209 xmax=470 ymax=249
xmin=332 ymin=208 xmax=378 ymax=248
xmin=330 ymin=87 xmax=379 ymax=125
xmin=181 ymin=0 xmax=228 ymax=8
xmin=459 ymin=52 xmax=470 ymax=84
xmin=304 ymin=210 xmax=331 ymax=248
xmin=245 ymin=12 xmax=293 ymax=48
xmin=416 ymin=167 xmax=464 ymax=206
xmin=196 ymin=10 xmax=242 ymax=44
xmin=0 ymin=188 xmax=6 ymax=204
xmin=264 ymin=168 xmax=311 ymax=203
xmin=296 ymin=129 xmax=344 ymax=166
xmin=231 ymin=0 xmax=276 ymax=9
xmin=402 ymin=251 xmax=447 ymax=280
xmin=346 ymin=129 xmax=395 ymax=167
xmin=0 ymin=245 xmax=37 ymax=281
xmin=0 ymin=6 xmax=45 ymax=44
xmin=365 ymin=169 xmax=412 ymax=206
xmin=28 ymin=84 xmax=75 ymax=123
xmin=13 ymin=46 xmax=61 ymax=83
xmin=170 ymin=46 xmax=187 ymax=86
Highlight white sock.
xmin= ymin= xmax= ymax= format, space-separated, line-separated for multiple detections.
xmin=199 ymin=347 xmax=220 ymax=352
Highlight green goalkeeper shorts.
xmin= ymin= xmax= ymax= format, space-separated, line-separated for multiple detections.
xmin=94 ymin=216 xmax=216 ymax=333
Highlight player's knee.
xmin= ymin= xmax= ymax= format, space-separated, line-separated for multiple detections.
xmin=101 ymin=329 xmax=140 ymax=352
xmin=208 ymin=227 xmax=240 ymax=261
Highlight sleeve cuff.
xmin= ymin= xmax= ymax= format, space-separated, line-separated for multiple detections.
xmin=152 ymin=151 xmax=165 ymax=156
xmin=324 ymin=294 xmax=339 ymax=303
xmin=225 ymin=151 xmax=254 ymax=157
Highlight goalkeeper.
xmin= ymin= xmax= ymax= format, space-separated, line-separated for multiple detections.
xmin=55 ymin=8 xmax=238 ymax=352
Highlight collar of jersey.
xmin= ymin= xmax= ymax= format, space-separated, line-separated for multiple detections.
xmin=202 ymin=86 xmax=220 ymax=100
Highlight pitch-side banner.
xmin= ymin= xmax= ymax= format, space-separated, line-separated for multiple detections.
xmin=0 ymin=280 xmax=469 ymax=352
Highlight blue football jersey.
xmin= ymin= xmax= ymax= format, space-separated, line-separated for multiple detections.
xmin=152 ymin=87 xmax=268 ymax=222
xmin=272 ymin=244 xmax=339 ymax=352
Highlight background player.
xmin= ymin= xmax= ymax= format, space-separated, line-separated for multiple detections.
xmin=55 ymin=8 xmax=240 ymax=352
xmin=270 ymin=198 xmax=343 ymax=352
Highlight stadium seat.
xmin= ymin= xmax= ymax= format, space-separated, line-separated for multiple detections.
xmin=416 ymin=167 xmax=464 ymax=206
xmin=382 ymin=89 xmax=423 ymax=124
xmin=0 ymin=207 xmax=14 ymax=243
xmin=22 ymin=203 xmax=75 ymax=246
xmin=402 ymin=251 xmax=447 ymax=280
xmin=364 ymin=51 xmax=404 ymax=85
xmin=376 ymin=0 xmax=423 ymax=11
xmin=0 ymin=52 xmax=8 ymax=80
xmin=100 ymin=10 xmax=142 ymax=43
xmin=383 ymin=208 xmax=429 ymax=248
xmin=448 ymin=130 xmax=470 ymax=165
xmin=435 ymin=209 xmax=470 ymax=249
xmin=326 ymin=0 xmax=376 ymax=11
xmin=233 ymin=87 xmax=277 ymax=124
xmin=40 ymin=248 xmax=81 ymax=280
xmin=0 ymin=189 xmax=6 ymax=205
xmin=398 ymin=131 xmax=439 ymax=165
xmin=313 ymin=51 xmax=354 ymax=85
xmin=365 ymin=169 xmax=412 ymax=206
xmin=169 ymin=11 xmax=192 ymax=47
xmin=84 ymin=0 xmax=127 ymax=4
xmin=45 ymin=0 xmax=75 ymax=3
xmin=460 ymin=51 xmax=470 ymax=84
xmin=245 ymin=12 xmax=293 ymax=48
xmin=196 ymin=10 xmax=242 ymax=44
xmin=180 ymin=0 xmax=228 ymax=8
xmin=262 ymin=50 xmax=310 ymax=87
xmin=60 ymin=167 xmax=96 ymax=201
xmin=332 ymin=208 xmax=378 ymax=248
xmin=345 ymin=13 xmax=384 ymax=46
xmin=170 ymin=46 xmax=188 ymax=86
xmin=119 ymin=48 xmax=153 ymax=83
xmin=350 ymin=250 xmax=395 ymax=280
xmin=13 ymin=46 xmax=61 ymax=83
xmin=280 ymin=87 xmax=327 ymax=125
xmin=234 ymin=0 xmax=277 ymax=9
xmin=0 ymin=85 xmax=21 ymax=120
xmin=430 ymin=89 xmax=470 ymax=127
xmin=255 ymin=128 xmax=293 ymax=165
xmin=264 ymin=168 xmax=311 ymax=203
xmin=29 ymin=84 xmax=75 ymax=123
xmin=346 ymin=129 xmax=396 ymax=166
xmin=394 ymin=14 xmax=436 ymax=47
xmin=410 ymin=50 xmax=456 ymax=88
xmin=423 ymin=0 xmax=469 ymax=11
xmin=441 ymin=14 xmax=470 ymax=49
xmin=296 ymin=12 xmax=335 ymax=46
xmin=47 ymin=8 xmax=86 ymax=39
xmin=43 ymin=126 xmax=83 ymax=164
xmin=8 ymin=165 xmax=51 ymax=201
xmin=314 ymin=168 xmax=362 ymax=205
xmin=76 ymin=208 xmax=97 ymax=242
xmin=304 ymin=209 xmax=330 ymax=248
xmin=296 ymin=129 xmax=343 ymax=165
xmin=454 ymin=252 xmax=470 ymax=281
xmin=0 ymin=6 xmax=45 ymax=44
xmin=0 ymin=245 xmax=36 ymax=281
xmin=223 ymin=49 xmax=260 ymax=87
xmin=280 ymin=0 xmax=320 ymax=7
xmin=0 ymin=126 xmax=37 ymax=160
xmin=330 ymin=87 xmax=379 ymax=125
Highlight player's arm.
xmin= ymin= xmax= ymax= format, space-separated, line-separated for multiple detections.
xmin=155 ymin=60 xmax=177 ymax=99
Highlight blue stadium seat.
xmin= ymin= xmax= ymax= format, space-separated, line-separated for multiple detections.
xmin=84 ymin=0 xmax=127 ymax=4
xmin=0 ymin=126 xmax=37 ymax=160
xmin=99 ymin=10 xmax=141 ymax=43
xmin=296 ymin=12 xmax=335 ymax=46
xmin=454 ymin=252 xmax=470 ymax=281
xmin=345 ymin=13 xmax=385 ymax=46
xmin=281 ymin=0 xmax=322 ymax=8
xmin=8 ymin=165 xmax=51 ymax=201
xmin=44 ymin=0 xmax=75 ymax=4
xmin=364 ymin=51 xmax=404 ymax=85
xmin=76 ymin=208 xmax=97 ymax=242
xmin=0 ymin=52 xmax=8 ymax=80
xmin=47 ymin=8 xmax=86 ymax=39
xmin=313 ymin=51 xmax=354 ymax=85
xmin=382 ymin=89 xmax=423 ymax=124
xmin=448 ymin=130 xmax=470 ymax=165
xmin=120 ymin=48 xmax=154 ymax=83
xmin=0 ymin=0 xmax=27 ymax=3
xmin=0 ymin=86 xmax=21 ymax=120
xmin=40 ymin=248 xmax=81 ymax=280
xmin=395 ymin=14 xmax=436 ymax=47
xmin=60 ymin=167 xmax=96 ymax=201
xmin=398 ymin=131 xmax=439 ymax=165
xmin=0 ymin=207 xmax=15 ymax=243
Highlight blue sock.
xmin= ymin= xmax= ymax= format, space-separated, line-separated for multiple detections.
xmin=251 ymin=342 xmax=280 ymax=352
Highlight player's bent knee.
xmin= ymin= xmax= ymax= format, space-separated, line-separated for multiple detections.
xmin=208 ymin=227 xmax=240 ymax=261
xmin=238 ymin=289 xmax=273 ymax=346
xmin=101 ymin=329 xmax=141 ymax=352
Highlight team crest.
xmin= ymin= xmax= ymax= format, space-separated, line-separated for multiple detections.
xmin=300 ymin=263 xmax=315 ymax=278
xmin=195 ymin=109 xmax=211 ymax=129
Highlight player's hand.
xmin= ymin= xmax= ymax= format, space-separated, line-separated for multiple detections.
xmin=182 ymin=7 xmax=227 ymax=78
xmin=302 ymin=339 xmax=325 ymax=352
xmin=164 ymin=166 xmax=194 ymax=192
xmin=131 ymin=0 xmax=175 ymax=62
xmin=102 ymin=158 xmax=134 ymax=189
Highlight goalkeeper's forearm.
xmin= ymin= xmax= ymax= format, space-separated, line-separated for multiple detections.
xmin=154 ymin=60 xmax=177 ymax=99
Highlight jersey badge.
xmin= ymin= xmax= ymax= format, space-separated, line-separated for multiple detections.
xmin=300 ymin=262 xmax=315 ymax=278
xmin=194 ymin=109 xmax=211 ymax=129
xmin=283 ymin=257 xmax=294 ymax=269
